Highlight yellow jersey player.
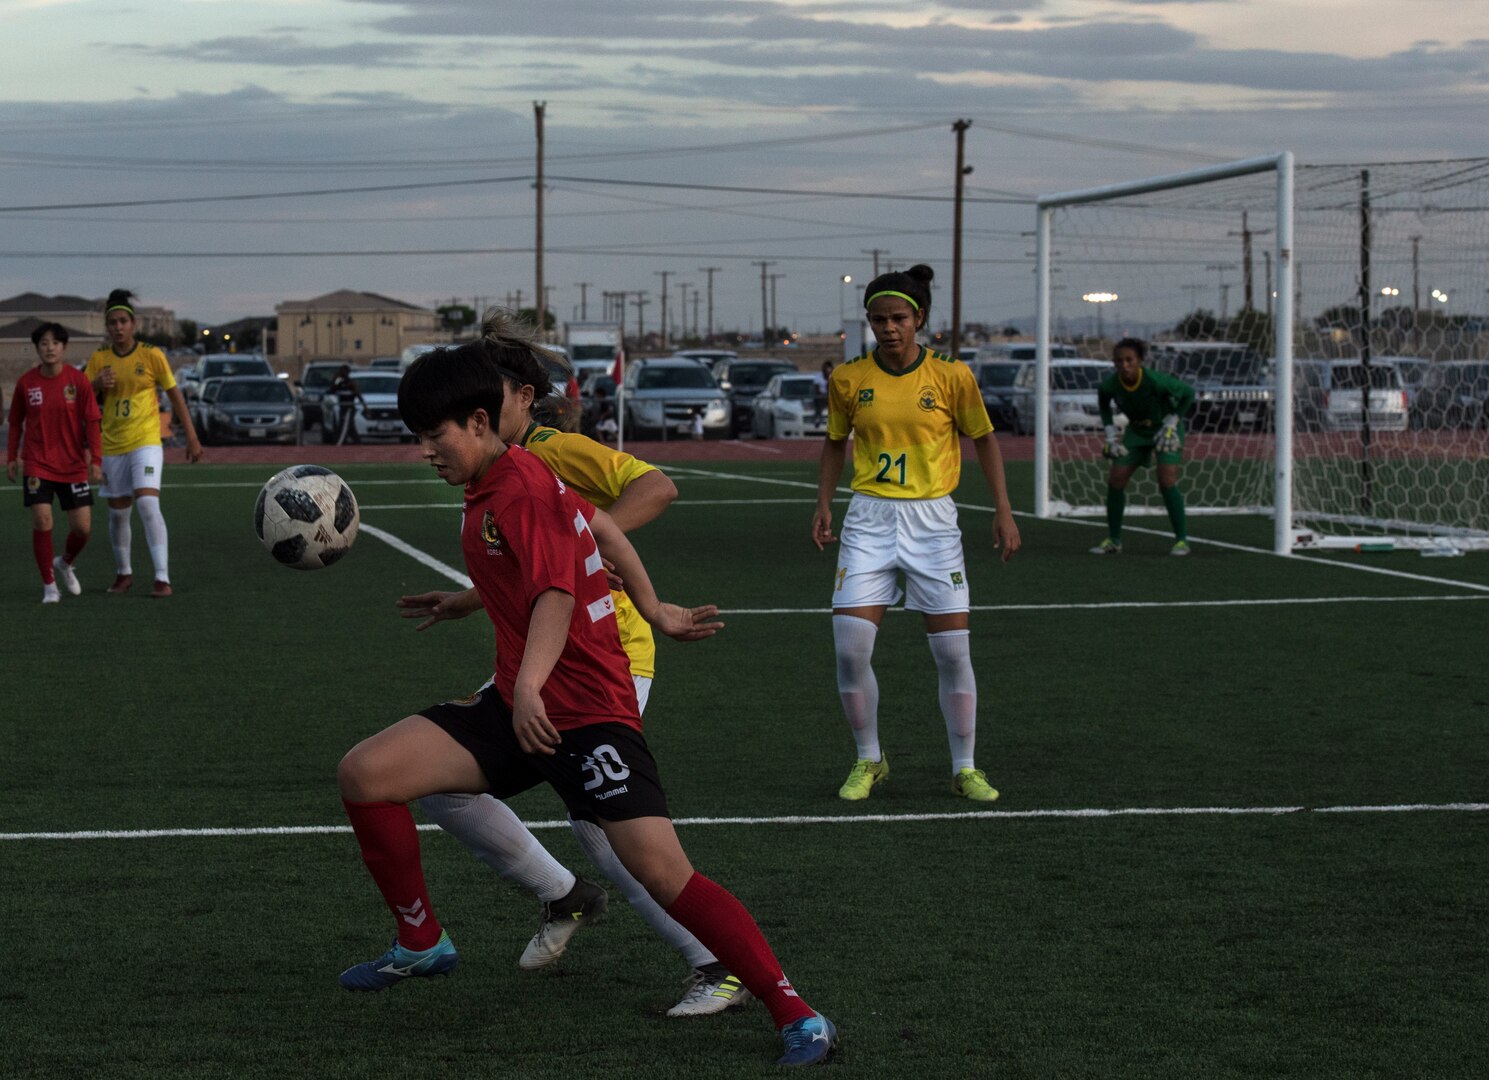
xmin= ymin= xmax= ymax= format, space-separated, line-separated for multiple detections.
xmin=812 ymin=264 xmax=1020 ymax=803
xmin=393 ymin=313 xmax=750 ymax=1018
xmin=83 ymin=289 xmax=202 ymax=597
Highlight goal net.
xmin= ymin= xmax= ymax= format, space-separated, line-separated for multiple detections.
xmin=1034 ymin=156 xmax=1489 ymax=552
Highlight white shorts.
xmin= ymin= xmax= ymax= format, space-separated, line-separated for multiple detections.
xmin=100 ymin=446 xmax=165 ymax=498
xmin=832 ymin=493 xmax=970 ymax=613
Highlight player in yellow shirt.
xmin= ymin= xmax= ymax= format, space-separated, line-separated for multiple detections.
xmin=812 ymin=264 xmax=1020 ymax=803
xmin=84 ymin=289 xmax=202 ymax=597
xmin=391 ymin=312 xmax=749 ymax=1018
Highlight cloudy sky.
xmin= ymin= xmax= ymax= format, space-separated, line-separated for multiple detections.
xmin=1 ymin=0 xmax=1484 ymax=339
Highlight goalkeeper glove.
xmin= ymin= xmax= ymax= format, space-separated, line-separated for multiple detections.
xmin=1101 ymin=425 xmax=1124 ymax=460
xmin=1155 ymin=414 xmax=1181 ymax=454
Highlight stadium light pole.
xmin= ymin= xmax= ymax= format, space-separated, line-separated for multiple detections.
xmin=1081 ymin=292 xmax=1118 ymax=341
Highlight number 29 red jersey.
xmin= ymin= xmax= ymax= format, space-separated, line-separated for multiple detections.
xmin=462 ymin=445 xmax=640 ymax=732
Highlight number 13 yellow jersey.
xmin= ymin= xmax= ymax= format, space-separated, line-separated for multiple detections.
xmin=84 ymin=343 xmax=176 ymax=456
xmin=826 ymin=347 xmax=992 ymax=500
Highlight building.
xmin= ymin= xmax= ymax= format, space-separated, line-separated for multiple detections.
xmin=0 ymin=315 xmax=105 ymax=370
xmin=276 ymin=290 xmax=444 ymax=370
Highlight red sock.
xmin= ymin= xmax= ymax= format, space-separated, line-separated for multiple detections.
xmin=33 ymin=530 xmax=55 ymax=584
xmin=342 ymin=799 xmax=444 ymax=950
xmin=64 ymin=529 xmax=88 ymax=563
xmin=665 ymin=872 xmax=814 ymax=1028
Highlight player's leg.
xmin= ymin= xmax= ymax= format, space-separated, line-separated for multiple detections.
xmin=1093 ymin=457 xmax=1139 ymax=554
xmin=53 ymin=486 xmax=91 ymax=595
xmin=100 ymin=454 xmax=134 ymax=592
xmin=27 ymin=488 xmax=59 ymax=602
xmin=832 ymin=496 xmax=899 ymax=800
xmin=1156 ymin=458 xmax=1189 ymax=554
xmin=128 ymin=446 xmax=171 ymax=595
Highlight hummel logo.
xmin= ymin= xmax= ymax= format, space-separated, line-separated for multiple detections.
xmin=397 ymin=899 xmax=428 ymax=927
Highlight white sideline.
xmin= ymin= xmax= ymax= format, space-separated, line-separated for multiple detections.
xmin=358 ymin=523 xmax=471 ymax=588
xmin=4 ymin=802 xmax=1486 ymax=842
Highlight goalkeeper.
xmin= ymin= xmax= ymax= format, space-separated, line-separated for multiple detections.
xmin=1091 ymin=337 xmax=1195 ymax=556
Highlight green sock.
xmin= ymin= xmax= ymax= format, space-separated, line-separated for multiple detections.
xmin=1105 ymin=486 xmax=1126 ymax=542
xmin=1161 ymin=485 xmax=1187 ymax=541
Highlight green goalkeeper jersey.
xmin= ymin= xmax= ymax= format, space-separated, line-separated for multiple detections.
xmin=1098 ymin=367 xmax=1195 ymax=433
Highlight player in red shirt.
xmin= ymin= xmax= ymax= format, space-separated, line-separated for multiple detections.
xmin=334 ymin=340 xmax=837 ymax=1066
xmin=7 ymin=322 xmax=102 ymax=603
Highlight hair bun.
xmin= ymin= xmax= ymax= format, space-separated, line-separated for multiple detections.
xmin=906 ymin=264 xmax=934 ymax=285
xmin=106 ymin=288 xmax=137 ymax=308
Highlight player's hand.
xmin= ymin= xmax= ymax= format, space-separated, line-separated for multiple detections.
xmin=89 ymin=462 xmax=103 ymax=484
xmin=993 ymin=507 xmax=1021 ymax=562
xmin=811 ymin=506 xmax=836 ymax=551
xmin=512 ymin=691 xmax=562 ymax=755
xmin=185 ymin=436 xmax=203 ymax=463
xmin=98 ymin=367 xmax=116 ymax=391
xmin=652 ymin=602 xmax=724 ymax=642
xmin=6 ymin=460 xmax=18 ymax=483
xmin=1101 ymin=423 xmax=1124 ymax=460
xmin=396 ymin=589 xmax=476 ymax=631
xmin=1156 ymin=414 xmax=1181 ymax=454
xmin=601 ymin=557 xmax=625 ymax=593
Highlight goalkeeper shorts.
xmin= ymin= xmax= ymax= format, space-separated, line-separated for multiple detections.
xmin=831 ymin=493 xmax=970 ymax=614
xmin=1117 ymin=430 xmax=1183 ymax=468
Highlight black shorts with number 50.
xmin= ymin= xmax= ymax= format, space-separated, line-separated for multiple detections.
xmin=420 ymin=687 xmax=669 ymax=823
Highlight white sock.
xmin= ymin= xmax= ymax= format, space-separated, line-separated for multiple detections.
xmin=569 ymin=816 xmax=716 ymax=969
xmin=136 ymin=495 xmax=169 ymax=582
xmin=929 ymin=629 xmax=977 ymax=772
xmin=418 ymin=792 xmax=576 ymax=901
xmin=833 ymin=614 xmax=881 ymax=762
xmin=108 ymin=506 xmax=133 ymax=575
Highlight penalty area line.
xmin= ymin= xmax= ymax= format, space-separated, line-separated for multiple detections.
xmin=5 ymin=802 xmax=1485 ymax=841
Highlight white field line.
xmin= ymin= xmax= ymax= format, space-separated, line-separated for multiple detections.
xmin=358 ymin=523 xmax=470 ymax=588
xmin=671 ymin=466 xmax=1489 ymax=595
xmin=174 ymin=478 xmax=445 ymax=489
xmin=5 ymin=802 xmax=1486 ymax=842
xmin=720 ymin=594 xmax=1489 ymax=615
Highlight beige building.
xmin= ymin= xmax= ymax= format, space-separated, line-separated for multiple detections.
xmin=276 ymin=290 xmax=445 ymax=370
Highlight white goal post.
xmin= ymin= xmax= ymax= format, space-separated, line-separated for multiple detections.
xmin=1034 ymin=153 xmax=1297 ymax=553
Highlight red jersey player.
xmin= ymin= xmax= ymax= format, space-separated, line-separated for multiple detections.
xmin=334 ymin=338 xmax=837 ymax=1067
xmin=6 ymin=322 xmax=102 ymax=603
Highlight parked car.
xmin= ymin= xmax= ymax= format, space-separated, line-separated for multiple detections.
xmin=367 ymin=356 xmax=402 ymax=370
xmin=621 ymin=358 xmax=730 ymax=439
xmin=711 ymin=358 xmax=798 ymax=435
xmin=971 ymin=360 xmax=1025 ymax=430
xmin=319 ymin=370 xmax=413 ymax=443
xmin=195 ymin=376 xmax=299 ymax=445
xmin=673 ymin=348 xmax=738 ymax=366
xmin=184 ymin=353 xmax=275 ymax=399
xmin=294 ymin=361 xmax=344 ymax=428
xmin=400 ymin=343 xmax=444 ymax=370
xmin=1317 ymin=361 xmax=1409 ymax=433
xmin=974 ymin=342 xmax=1081 ymax=364
xmin=1413 ymin=361 xmax=1489 ymax=429
xmin=1148 ymin=342 xmax=1273 ymax=432
xmin=751 ymin=373 xmax=829 ymax=439
xmin=578 ymin=372 xmax=618 ymax=437
xmin=1004 ymin=359 xmax=1120 ymax=435
xmin=191 ymin=377 xmax=226 ymax=435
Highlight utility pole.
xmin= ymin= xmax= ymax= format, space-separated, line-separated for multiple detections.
xmin=951 ymin=118 xmax=972 ymax=359
xmin=655 ymin=270 xmax=672 ymax=351
xmin=862 ymin=249 xmax=888 ymax=278
xmin=676 ymin=281 xmax=691 ymax=342
xmin=533 ymin=100 xmax=546 ymax=336
xmin=574 ymin=282 xmax=592 ymax=321
xmin=768 ymin=273 xmax=785 ymax=342
xmin=1264 ymin=250 xmax=1273 ymax=320
xmin=631 ymin=291 xmax=650 ymax=342
xmin=1204 ymin=264 xmax=1235 ymax=321
xmin=1410 ymin=234 xmax=1421 ymax=313
xmin=692 ymin=291 xmax=701 ymax=339
xmin=698 ymin=267 xmax=720 ymax=342
xmin=752 ymin=261 xmax=775 ymax=343
xmin=1228 ymin=210 xmax=1273 ymax=312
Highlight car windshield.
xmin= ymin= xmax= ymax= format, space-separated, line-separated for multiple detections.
xmin=1157 ymin=348 xmax=1261 ymax=379
xmin=977 ymin=365 xmax=1021 ymax=389
xmin=777 ymin=377 xmax=819 ymax=399
xmin=1051 ymin=365 xmax=1106 ymax=391
xmin=1388 ymin=363 xmax=1429 ymax=388
xmin=202 ymin=358 xmax=271 ymax=379
xmin=1331 ymin=365 xmax=1401 ymax=390
xmin=637 ymin=366 xmax=717 ymax=390
xmin=218 ymin=380 xmax=293 ymax=404
xmin=570 ymin=344 xmax=615 ymax=362
xmin=731 ymin=363 xmax=795 ymax=388
xmin=356 ymin=375 xmax=403 ymax=396
xmin=303 ymin=367 xmax=337 ymax=388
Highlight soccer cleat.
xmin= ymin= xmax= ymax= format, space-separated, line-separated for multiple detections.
xmin=53 ymin=557 xmax=81 ymax=596
xmin=339 ymin=931 xmax=458 ymax=991
xmin=1170 ymin=540 xmax=1191 ymax=557
xmin=952 ymin=767 xmax=999 ymax=802
xmin=777 ymin=1011 xmax=838 ymax=1067
xmin=837 ymin=756 xmax=888 ymax=801
xmin=518 ymin=877 xmax=608 ymax=971
xmin=1089 ymin=538 xmax=1122 ymax=555
xmin=42 ymin=582 xmax=61 ymax=604
xmin=107 ymin=574 xmax=133 ymax=594
xmin=666 ymin=963 xmax=754 ymax=1018
xmin=151 ymin=579 xmax=173 ymax=598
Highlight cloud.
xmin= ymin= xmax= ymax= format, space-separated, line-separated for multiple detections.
xmin=131 ymin=34 xmax=425 ymax=68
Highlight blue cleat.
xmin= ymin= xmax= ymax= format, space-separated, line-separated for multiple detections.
xmin=339 ymin=931 xmax=459 ymax=991
xmin=777 ymin=1011 xmax=837 ymax=1066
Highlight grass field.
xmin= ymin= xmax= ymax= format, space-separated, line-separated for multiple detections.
xmin=5 ymin=456 xmax=1488 ymax=1078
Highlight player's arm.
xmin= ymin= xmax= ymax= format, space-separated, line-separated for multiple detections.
xmin=1098 ymin=384 xmax=1115 ymax=427
xmin=812 ymin=437 xmax=848 ymax=550
xmin=83 ymin=389 xmax=103 ymax=482
xmin=971 ymin=433 xmax=1020 ymax=562
xmin=508 ymin=588 xmax=574 ymax=755
xmin=1168 ymin=373 xmax=1196 ymax=418
xmin=5 ymin=391 xmax=22 ymax=481
xmin=396 ymin=587 xmax=482 ymax=630
xmin=606 ymin=468 xmax=677 ymax=532
xmin=590 ymin=508 xmax=722 ymax=642
xmin=164 ymin=385 xmax=204 ymax=462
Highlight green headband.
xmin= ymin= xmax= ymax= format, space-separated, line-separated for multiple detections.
xmin=106 ymin=304 xmax=135 ymax=315
xmin=865 ymin=289 xmax=920 ymax=311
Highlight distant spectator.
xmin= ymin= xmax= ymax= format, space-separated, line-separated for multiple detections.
xmin=329 ymin=364 xmax=365 ymax=445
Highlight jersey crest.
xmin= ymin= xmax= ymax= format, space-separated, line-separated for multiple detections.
xmin=917 ymin=386 xmax=938 ymax=412
xmin=858 ymin=388 xmax=874 ymax=404
xmin=480 ymin=510 xmax=503 ymax=551
xmin=63 ymin=383 xmax=77 ymax=401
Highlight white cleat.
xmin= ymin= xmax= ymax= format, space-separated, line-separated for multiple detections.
xmin=53 ymin=557 xmax=81 ymax=595
xmin=42 ymin=582 xmax=61 ymax=604
xmin=666 ymin=964 xmax=754 ymax=1017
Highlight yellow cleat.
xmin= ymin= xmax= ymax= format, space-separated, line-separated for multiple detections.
xmin=838 ymin=756 xmax=888 ymax=801
xmin=952 ymin=768 xmax=999 ymax=802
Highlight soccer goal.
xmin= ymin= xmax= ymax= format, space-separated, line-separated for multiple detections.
xmin=1033 ymin=155 xmax=1489 ymax=553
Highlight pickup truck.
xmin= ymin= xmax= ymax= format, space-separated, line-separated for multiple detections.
xmin=1148 ymin=342 xmax=1273 ymax=432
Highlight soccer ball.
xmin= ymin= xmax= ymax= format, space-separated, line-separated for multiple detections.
xmin=254 ymin=465 xmax=360 ymax=570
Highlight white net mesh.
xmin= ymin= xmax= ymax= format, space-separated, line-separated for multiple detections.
xmin=1041 ymin=159 xmax=1489 ymax=548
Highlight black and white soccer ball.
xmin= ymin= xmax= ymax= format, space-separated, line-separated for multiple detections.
xmin=254 ymin=465 xmax=360 ymax=570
